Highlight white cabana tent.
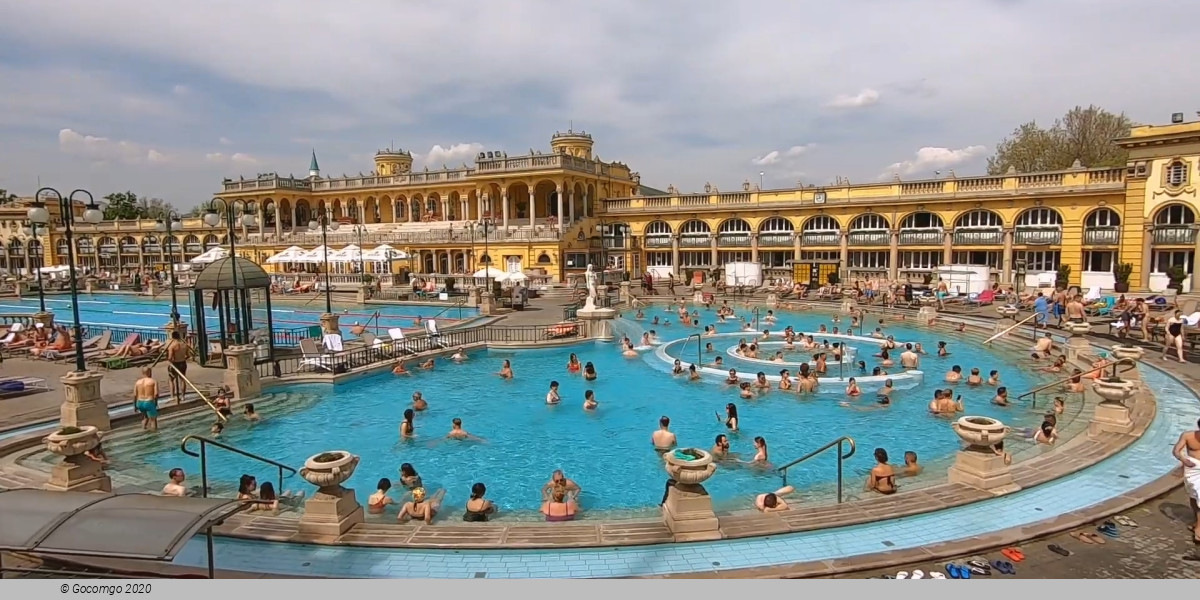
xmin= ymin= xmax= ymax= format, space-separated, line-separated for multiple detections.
xmin=190 ymin=247 xmax=229 ymax=264
xmin=265 ymin=246 xmax=308 ymax=264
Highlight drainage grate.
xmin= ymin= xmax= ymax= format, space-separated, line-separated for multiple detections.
xmin=881 ymin=540 xmax=895 ymax=547
xmin=474 ymin=572 xmax=487 ymax=578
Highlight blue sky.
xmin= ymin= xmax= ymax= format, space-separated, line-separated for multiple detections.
xmin=0 ymin=0 xmax=1196 ymax=210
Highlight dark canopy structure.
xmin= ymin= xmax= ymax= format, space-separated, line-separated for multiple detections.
xmin=0 ymin=489 xmax=244 ymax=577
xmin=191 ymin=257 xmax=276 ymax=366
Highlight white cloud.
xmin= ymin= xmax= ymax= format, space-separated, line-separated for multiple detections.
xmin=219 ymin=137 xmax=233 ymax=145
xmin=416 ymin=143 xmax=485 ymax=168
xmin=881 ymin=145 xmax=988 ymax=178
xmin=826 ymin=88 xmax=881 ymax=109
xmin=58 ymin=128 xmax=169 ymax=165
xmin=205 ymin=152 xmax=257 ymax=165
xmin=752 ymin=144 xmax=813 ymax=166
xmin=171 ymin=84 xmax=190 ymax=96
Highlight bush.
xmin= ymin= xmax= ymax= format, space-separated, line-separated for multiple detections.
xmin=57 ymin=426 xmax=83 ymax=436
xmin=313 ymin=452 xmax=344 ymax=463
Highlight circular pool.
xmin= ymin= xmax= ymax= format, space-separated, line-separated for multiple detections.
xmin=92 ymin=306 xmax=1061 ymax=517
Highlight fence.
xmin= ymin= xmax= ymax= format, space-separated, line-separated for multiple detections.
xmin=257 ymin=323 xmax=585 ymax=379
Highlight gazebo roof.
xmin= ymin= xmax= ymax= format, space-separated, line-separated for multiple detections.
xmin=194 ymin=257 xmax=271 ymax=290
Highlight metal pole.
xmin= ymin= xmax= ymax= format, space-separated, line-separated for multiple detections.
xmin=166 ymin=217 xmax=180 ymax=322
xmin=225 ymin=203 xmax=243 ymax=345
xmin=63 ymin=192 xmax=89 ymax=372
xmin=31 ymin=226 xmax=46 ymax=313
xmin=357 ymin=225 xmax=365 ymax=279
xmin=322 ymin=213 xmax=332 ymax=314
xmin=206 ymin=527 xmax=216 ymax=579
xmin=199 ymin=441 xmax=209 ymax=498
xmin=836 ymin=440 xmax=844 ymax=504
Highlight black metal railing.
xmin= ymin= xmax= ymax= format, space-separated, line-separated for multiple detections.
xmin=181 ymin=434 xmax=296 ymax=498
xmin=952 ymin=229 xmax=1004 ymax=245
xmin=1083 ymin=227 xmax=1120 ymax=246
xmin=1014 ymin=227 xmax=1062 ymax=245
xmin=1152 ymin=225 xmax=1197 ymax=245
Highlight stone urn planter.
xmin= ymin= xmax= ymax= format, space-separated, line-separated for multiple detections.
xmin=300 ymin=451 xmax=359 ymax=493
xmin=1092 ymin=378 xmax=1136 ymax=406
xmin=951 ymin=416 xmax=1009 ymax=449
xmin=1063 ymin=321 xmax=1091 ymax=336
xmin=1110 ymin=344 xmax=1145 ymax=361
xmin=44 ymin=425 xmax=101 ymax=458
xmin=996 ymin=305 xmax=1018 ymax=318
xmin=663 ymin=448 xmax=717 ymax=485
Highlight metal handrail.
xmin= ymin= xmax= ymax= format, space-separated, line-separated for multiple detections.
xmin=685 ymin=333 xmax=703 ymax=367
xmin=777 ymin=436 xmax=856 ymax=503
xmin=166 ymin=363 xmax=226 ymax=422
xmin=430 ymin=296 xmax=469 ymax=320
xmin=180 ymin=434 xmax=297 ymax=498
xmin=1016 ymin=357 xmax=1138 ymax=407
xmin=982 ymin=313 xmax=1039 ymax=345
xmin=752 ymin=307 xmax=761 ymax=332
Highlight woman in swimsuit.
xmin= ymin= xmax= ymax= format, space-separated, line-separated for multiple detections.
xmin=741 ymin=436 xmax=769 ymax=466
xmin=1164 ymin=310 xmax=1186 ymax=363
xmin=400 ymin=408 xmax=416 ymax=438
xmin=462 ymin=482 xmax=497 ymax=522
xmin=672 ymin=359 xmax=684 ymax=375
xmin=566 ymin=353 xmax=581 ymax=373
xmin=237 ymin=474 xmax=258 ymax=501
xmin=541 ymin=488 xmax=577 ymax=522
xmin=778 ymin=369 xmax=792 ymax=391
xmin=865 ymin=448 xmax=896 ymax=495
xmin=718 ymin=403 xmax=739 ymax=431
xmin=398 ymin=487 xmax=443 ymax=524
xmin=368 ymin=478 xmax=394 ymax=515
xmin=583 ymin=390 xmax=598 ymax=410
xmin=583 ymin=362 xmax=598 ymax=381
xmin=845 ymin=377 xmax=861 ymax=397
xmin=399 ymin=463 xmax=423 ymax=489
xmin=254 ymin=482 xmax=280 ymax=512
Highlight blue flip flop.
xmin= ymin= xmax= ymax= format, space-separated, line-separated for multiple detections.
xmin=946 ymin=563 xmax=961 ymax=579
xmin=1097 ymin=522 xmax=1119 ymax=538
xmin=992 ymin=560 xmax=1015 ymax=575
xmin=959 ymin=564 xmax=972 ymax=579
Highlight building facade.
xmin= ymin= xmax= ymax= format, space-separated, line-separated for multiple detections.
xmin=2 ymin=120 xmax=1199 ymax=292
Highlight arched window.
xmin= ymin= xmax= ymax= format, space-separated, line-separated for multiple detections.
xmin=183 ymin=235 xmax=202 ymax=253
xmin=680 ymin=219 xmax=712 ymax=248
xmin=1084 ymin=208 xmax=1121 ymax=246
xmin=717 ymin=218 xmax=751 ymax=233
xmin=644 ymin=221 xmax=672 ymax=248
xmin=1155 ymin=204 xmax=1195 ymax=225
xmin=801 ymin=216 xmax=839 ymax=246
xmin=802 ymin=216 xmax=839 ymax=231
xmin=141 ymin=235 xmax=160 ymax=253
xmin=899 ymin=212 xmax=944 ymax=229
xmin=954 ymin=210 xmax=1002 ymax=229
xmin=203 ymin=234 xmax=220 ymax=250
xmin=97 ymin=237 xmax=117 ymax=254
xmin=716 ymin=218 xmax=751 ymax=247
xmin=850 ymin=214 xmax=888 ymax=230
xmin=1016 ymin=208 xmax=1063 ymax=227
xmin=163 ymin=235 xmax=180 ymax=254
xmin=1151 ymin=204 xmax=1197 ymax=246
xmin=602 ymin=223 xmax=630 ymax=249
xmin=758 ymin=217 xmax=795 ymax=247
xmin=55 ymin=239 xmax=69 ymax=256
xmin=1085 ymin=208 xmax=1121 ymax=228
xmin=758 ymin=217 xmax=794 ymax=233
xmin=76 ymin=237 xmax=94 ymax=254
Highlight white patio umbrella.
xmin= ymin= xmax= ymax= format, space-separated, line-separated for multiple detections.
xmin=472 ymin=267 xmax=507 ymax=279
xmin=265 ymin=246 xmax=307 ymax=264
xmin=500 ymin=271 xmax=528 ymax=283
xmin=190 ymin=246 xmax=229 ymax=264
xmin=329 ymin=244 xmax=363 ymax=263
xmin=297 ymin=245 xmax=335 ymax=264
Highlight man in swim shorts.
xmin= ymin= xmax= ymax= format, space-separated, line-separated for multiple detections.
xmin=165 ymin=330 xmax=191 ymax=404
xmin=134 ymin=367 xmax=160 ymax=432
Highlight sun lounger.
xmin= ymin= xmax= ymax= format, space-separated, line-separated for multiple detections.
xmin=48 ymin=330 xmax=112 ymax=362
xmin=0 ymin=377 xmax=49 ymax=398
xmin=544 ymin=323 xmax=580 ymax=339
xmin=424 ymin=320 xmax=445 ymax=349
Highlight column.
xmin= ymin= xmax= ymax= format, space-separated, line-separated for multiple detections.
xmin=942 ymin=230 xmax=953 ymax=264
xmin=888 ymin=231 xmax=899 ymax=281
xmin=501 ymin=191 xmax=510 ymax=229
xmin=410 ymin=200 xmax=418 ymax=222
xmin=838 ymin=232 xmax=849 ymax=266
xmin=1001 ymin=228 xmax=1014 ymax=286
xmin=529 ymin=185 xmax=537 ymax=228
xmin=709 ymin=237 xmax=718 ymax=269
xmin=750 ymin=233 xmax=759 ymax=263
xmin=1141 ymin=226 xmax=1154 ymax=290
xmin=672 ymin=236 xmax=681 ymax=278
xmin=273 ymin=206 xmax=281 ymax=238
xmin=583 ymin=191 xmax=590 ymax=218
xmin=793 ymin=233 xmax=802 ymax=262
xmin=555 ymin=185 xmax=564 ymax=229
xmin=441 ymin=198 xmax=449 ymax=220
xmin=568 ymin=190 xmax=576 ymax=224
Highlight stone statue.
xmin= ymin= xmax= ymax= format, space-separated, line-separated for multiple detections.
xmin=585 ymin=264 xmax=599 ymax=305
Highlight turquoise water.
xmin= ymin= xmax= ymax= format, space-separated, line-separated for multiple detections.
xmin=0 ymin=293 xmax=475 ymax=331
xmin=128 ymin=306 xmax=1059 ymax=515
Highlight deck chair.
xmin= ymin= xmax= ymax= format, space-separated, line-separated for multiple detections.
xmin=967 ymin=289 xmax=996 ymax=306
xmin=91 ymin=333 xmax=140 ymax=367
xmin=322 ymin=333 xmax=345 ymax=352
xmin=1083 ymin=287 xmax=1103 ymax=303
xmin=50 ymin=330 xmax=112 ymax=362
xmin=387 ymin=327 xmax=417 ymax=354
xmin=0 ymin=377 xmax=49 ymax=398
xmin=1086 ymin=296 xmax=1116 ymax=317
xmin=298 ymin=338 xmax=335 ymax=372
xmin=424 ymin=320 xmax=445 ymax=349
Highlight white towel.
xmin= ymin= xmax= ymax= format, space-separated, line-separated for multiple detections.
xmin=1186 ymin=312 xmax=1200 ymax=327
xmin=1183 ymin=455 xmax=1200 ymax=501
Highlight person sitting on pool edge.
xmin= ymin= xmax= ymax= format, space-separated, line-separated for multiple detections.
xmin=541 ymin=487 xmax=578 ymax=522
xmin=398 ymin=486 xmax=444 ymax=524
xmin=864 ymin=447 xmax=897 ymax=495
xmin=755 ymin=486 xmax=796 ymax=513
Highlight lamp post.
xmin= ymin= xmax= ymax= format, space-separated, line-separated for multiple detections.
xmin=154 ymin=211 xmax=183 ymax=327
xmin=475 ymin=218 xmax=495 ymax=292
xmin=204 ymin=198 xmax=257 ymax=345
xmin=309 ymin=208 xmax=339 ymax=331
xmin=29 ymin=189 xmax=104 ymax=373
xmin=21 ymin=221 xmax=48 ymax=314
xmin=351 ymin=223 xmax=367 ymax=277
xmin=759 ymin=171 xmax=765 ymax=190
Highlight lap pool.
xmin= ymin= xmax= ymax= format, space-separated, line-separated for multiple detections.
xmin=99 ymin=307 xmax=1063 ymax=516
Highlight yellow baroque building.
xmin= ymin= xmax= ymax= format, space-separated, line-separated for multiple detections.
xmin=3 ymin=120 xmax=1199 ymax=293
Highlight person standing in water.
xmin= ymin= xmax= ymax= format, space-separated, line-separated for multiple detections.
xmin=165 ymin=330 xmax=192 ymax=404
xmin=133 ymin=367 xmax=160 ymax=432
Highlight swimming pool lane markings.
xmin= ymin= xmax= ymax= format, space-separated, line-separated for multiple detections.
xmin=168 ymin=362 xmax=1199 ymax=578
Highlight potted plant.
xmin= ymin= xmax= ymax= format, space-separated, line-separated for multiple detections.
xmin=827 ymin=272 xmax=840 ymax=286
xmin=922 ymin=272 xmax=933 ymax=286
xmin=1055 ymin=264 xmax=1072 ymax=290
xmin=1110 ymin=343 xmax=1144 ymax=361
xmin=1167 ymin=265 xmax=1187 ymax=292
xmin=1092 ymin=375 xmax=1136 ymax=406
xmin=44 ymin=425 xmax=101 ymax=457
xmin=951 ymin=416 xmax=1009 ymax=449
xmin=1113 ymin=263 xmax=1133 ymax=293
xmin=299 ymin=450 xmax=360 ymax=492
xmin=663 ymin=447 xmax=717 ymax=485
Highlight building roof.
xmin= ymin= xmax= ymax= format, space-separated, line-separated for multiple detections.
xmin=0 ymin=488 xmax=243 ymax=561
xmin=194 ymin=257 xmax=272 ymax=290
xmin=309 ymin=149 xmax=320 ymax=173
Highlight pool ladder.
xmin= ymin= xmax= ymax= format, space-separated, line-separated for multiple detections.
xmin=778 ymin=436 xmax=856 ymax=504
xmin=180 ymin=435 xmax=297 ymax=499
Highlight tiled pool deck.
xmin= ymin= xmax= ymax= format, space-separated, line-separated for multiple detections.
xmin=151 ymin=358 xmax=1198 ymax=578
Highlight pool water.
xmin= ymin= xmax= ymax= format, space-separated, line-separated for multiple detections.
xmin=111 ymin=306 xmax=1064 ymax=517
xmin=0 ymin=293 xmax=475 ymax=331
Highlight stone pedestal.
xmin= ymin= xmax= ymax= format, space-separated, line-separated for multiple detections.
xmin=692 ymin=289 xmax=706 ymax=304
xmin=164 ymin=319 xmax=188 ymax=341
xmin=223 ymin=344 xmax=262 ymax=402
xmin=947 ymin=449 xmax=1019 ymax=494
xmin=662 ymin=483 xmax=721 ymax=541
xmin=1089 ymin=402 xmax=1134 ymax=436
xmin=319 ymin=313 xmax=341 ymax=335
xmin=578 ymin=304 xmax=616 ymax=341
xmin=479 ymin=292 xmax=496 ymax=316
xmin=619 ymin=281 xmax=632 ymax=304
xmin=147 ymin=280 xmax=159 ymax=296
xmin=85 ymin=279 xmax=95 ymax=294
xmin=465 ymin=286 xmax=481 ymax=308
xmin=59 ymin=371 xmax=109 ymax=432
xmin=45 ymin=454 xmax=112 ymax=493
xmin=298 ymin=486 xmax=364 ymax=537
xmin=917 ymin=306 xmax=939 ymax=323
xmin=355 ymin=284 xmax=371 ymax=304
xmin=32 ymin=311 xmax=55 ymax=329
xmin=840 ymin=298 xmax=857 ymax=314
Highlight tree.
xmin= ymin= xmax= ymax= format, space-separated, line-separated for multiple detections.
xmin=137 ymin=197 xmax=176 ymax=219
xmin=102 ymin=191 xmax=176 ymax=220
xmin=986 ymin=105 xmax=1133 ymax=175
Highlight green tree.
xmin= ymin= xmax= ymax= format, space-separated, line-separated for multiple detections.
xmin=137 ymin=196 xmax=176 ymax=219
xmin=986 ymin=105 xmax=1134 ymax=175
xmin=102 ymin=191 xmax=142 ymax=220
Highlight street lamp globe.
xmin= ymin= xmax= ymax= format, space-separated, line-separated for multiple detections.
xmin=27 ymin=204 xmax=50 ymax=225
xmin=203 ymin=209 xmax=221 ymax=227
xmin=308 ymin=220 xmax=319 ymax=231
xmin=241 ymin=212 xmax=257 ymax=228
xmin=155 ymin=219 xmax=167 ymax=233
xmin=82 ymin=203 xmax=103 ymax=224
xmin=329 ymin=220 xmax=340 ymax=231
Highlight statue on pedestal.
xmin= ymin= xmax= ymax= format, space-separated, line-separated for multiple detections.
xmin=584 ymin=264 xmax=599 ymax=310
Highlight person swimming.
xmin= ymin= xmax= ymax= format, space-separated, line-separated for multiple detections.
xmin=583 ymin=390 xmax=598 ymax=410
xmin=583 ymin=362 xmax=598 ymax=381
xmin=411 ymin=391 xmax=428 ymax=411
xmin=400 ymin=408 xmax=416 ymax=438
xmin=545 ymin=380 xmax=561 ymax=405
xmin=566 ymin=353 xmax=581 ymax=373
xmin=498 ymin=359 xmax=514 ymax=379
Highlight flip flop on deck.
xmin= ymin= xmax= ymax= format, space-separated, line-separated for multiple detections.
xmin=1097 ymin=522 xmax=1120 ymax=538
xmin=1048 ymin=544 xmax=1072 ymax=556
xmin=1113 ymin=515 xmax=1139 ymax=527
xmin=991 ymin=560 xmax=1016 ymax=575
xmin=1000 ymin=547 xmax=1025 ymax=562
